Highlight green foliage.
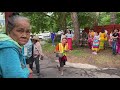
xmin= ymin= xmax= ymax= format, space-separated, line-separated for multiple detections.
xmin=21 ymin=12 xmax=56 ymax=33
xmin=116 ymin=12 xmax=120 ymax=24
xmin=78 ymin=12 xmax=97 ymax=28
xmin=98 ymin=12 xmax=110 ymax=25
xmin=21 ymin=12 xmax=70 ymax=33
xmin=20 ymin=12 xmax=120 ymax=34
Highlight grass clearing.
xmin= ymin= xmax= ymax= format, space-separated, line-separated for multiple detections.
xmin=42 ymin=42 xmax=120 ymax=68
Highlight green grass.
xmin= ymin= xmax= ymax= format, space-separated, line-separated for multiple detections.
xmin=42 ymin=41 xmax=59 ymax=53
xmin=68 ymin=49 xmax=90 ymax=57
xmin=42 ymin=42 xmax=120 ymax=68
xmin=68 ymin=48 xmax=120 ymax=68
xmin=42 ymin=43 xmax=54 ymax=52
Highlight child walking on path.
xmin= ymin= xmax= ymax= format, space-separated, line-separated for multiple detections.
xmin=54 ymin=38 xmax=69 ymax=75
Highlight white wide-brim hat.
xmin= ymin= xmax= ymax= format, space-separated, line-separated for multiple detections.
xmin=32 ymin=36 xmax=40 ymax=41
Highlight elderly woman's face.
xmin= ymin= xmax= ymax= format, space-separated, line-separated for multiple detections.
xmin=9 ymin=19 xmax=31 ymax=46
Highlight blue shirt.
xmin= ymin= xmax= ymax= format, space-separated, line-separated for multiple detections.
xmin=0 ymin=34 xmax=30 ymax=78
xmin=51 ymin=33 xmax=56 ymax=40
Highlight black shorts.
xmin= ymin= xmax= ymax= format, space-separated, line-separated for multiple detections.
xmin=59 ymin=59 xmax=66 ymax=67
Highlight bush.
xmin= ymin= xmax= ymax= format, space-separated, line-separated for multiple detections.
xmin=55 ymin=34 xmax=61 ymax=42
xmin=45 ymin=39 xmax=52 ymax=43
xmin=72 ymin=40 xmax=79 ymax=49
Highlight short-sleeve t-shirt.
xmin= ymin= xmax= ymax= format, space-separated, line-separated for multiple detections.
xmin=112 ymin=33 xmax=119 ymax=41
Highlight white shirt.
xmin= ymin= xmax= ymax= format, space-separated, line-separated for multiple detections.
xmin=66 ymin=33 xmax=74 ymax=38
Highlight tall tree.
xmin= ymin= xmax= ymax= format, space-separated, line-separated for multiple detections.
xmin=61 ymin=12 xmax=67 ymax=32
xmin=53 ymin=12 xmax=68 ymax=32
xmin=94 ymin=12 xmax=100 ymax=26
xmin=71 ymin=12 xmax=80 ymax=46
xmin=116 ymin=12 xmax=120 ymax=24
xmin=98 ymin=12 xmax=110 ymax=26
xmin=77 ymin=12 xmax=97 ymax=29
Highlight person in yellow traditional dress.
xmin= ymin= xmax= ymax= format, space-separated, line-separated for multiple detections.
xmin=99 ymin=29 xmax=107 ymax=50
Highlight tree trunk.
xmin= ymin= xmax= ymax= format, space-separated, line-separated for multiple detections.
xmin=61 ymin=12 xmax=67 ymax=33
xmin=94 ymin=12 xmax=99 ymax=26
xmin=71 ymin=12 xmax=80 ymax=47
xmin=5 ymin=12 xmax=13 ymax=34
xmin=110 ymin=12 xmax=116 ymax=24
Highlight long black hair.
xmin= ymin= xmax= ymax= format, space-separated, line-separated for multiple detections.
xmin=101 ymin=29 xmax=105 ymax=33
xmin=69 ymin=30 xmax=72 ymax=34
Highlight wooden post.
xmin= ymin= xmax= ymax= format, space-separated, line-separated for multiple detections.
xmin=5 ymin=12 xmax=13 ymax=34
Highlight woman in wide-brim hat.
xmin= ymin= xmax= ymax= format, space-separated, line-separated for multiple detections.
xmin=30 ymin=35 xmax=44 ymax=76
xmin=32 ymin=36 xmax=40 ymax=41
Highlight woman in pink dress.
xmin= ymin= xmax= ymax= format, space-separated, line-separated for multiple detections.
xmin=116 ymin=30 xmax=120 ymax=54
xmin=88 ymin=30 xmax=95 ymax=49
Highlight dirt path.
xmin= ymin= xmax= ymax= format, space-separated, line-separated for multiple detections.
xmin=32 ymin=55 xmax=120 ymax=78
